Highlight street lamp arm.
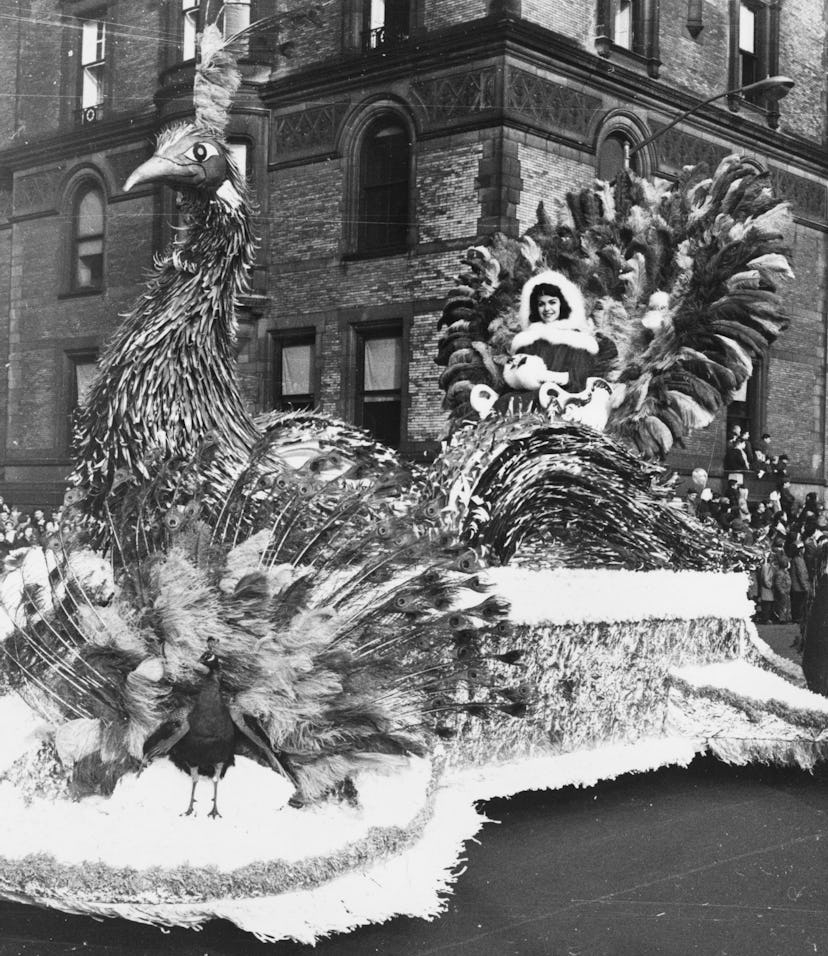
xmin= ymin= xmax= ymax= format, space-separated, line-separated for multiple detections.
xmin=628 ymin=75 xmax=795 ymax=159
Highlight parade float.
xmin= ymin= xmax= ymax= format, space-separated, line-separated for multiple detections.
xmin=0 ymin=19 xmax=827 ymax=945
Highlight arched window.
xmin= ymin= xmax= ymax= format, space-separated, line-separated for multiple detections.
xmin=71 ymin=185 xmax=105 ymax=291
xmin=358 ymin=120 xmax=410 ymax=254
xmin=596 ymin=132 xmax=640 ymax=182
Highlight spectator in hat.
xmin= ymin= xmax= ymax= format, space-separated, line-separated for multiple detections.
xmin=773 ymin=453 xmax=790 ymax=480
xmin=725 ymin=437 xmax=751 ymax=473
xmin=758 ymin=550 xmax=776 ymax=623
xmin=779 ymin=479 xmax=796 ymax=520
xmin=773 ymin=554 xmax=792 ymax=624
xmin=790 ymin=539 xmax=810 ymax=636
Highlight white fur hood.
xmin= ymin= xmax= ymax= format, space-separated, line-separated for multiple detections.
xmin=517 ymin=269 xmax=589 ymax=331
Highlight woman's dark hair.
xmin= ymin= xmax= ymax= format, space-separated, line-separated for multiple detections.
xmin=528 ymin=282 xmax=572 ymax=323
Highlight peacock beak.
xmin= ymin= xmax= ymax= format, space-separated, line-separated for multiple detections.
xmin=124 ymin=154 xmax=201 ymax=192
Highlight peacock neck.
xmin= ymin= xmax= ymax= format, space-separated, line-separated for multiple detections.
xmin=71 ymin=181 xmax=260 ymax=501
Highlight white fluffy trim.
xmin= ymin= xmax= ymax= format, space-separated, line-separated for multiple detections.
xmin=446 ymin=736 xmax=702 ymax=802
xmin=9 ymin=785 xmax=488 ymax=945
xmin=465 ymin=567 xmax=754 ymax=624
xmin=511 ymin=322 xmax=599 ymax=355
xmin=518 ymin=269 xmax=588 ymax=329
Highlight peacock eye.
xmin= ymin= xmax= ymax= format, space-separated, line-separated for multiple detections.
xmin=184 ymin=142 xmax=219 ymax=163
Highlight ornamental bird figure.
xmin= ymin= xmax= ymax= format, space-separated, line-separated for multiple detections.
xmin=433 ymin=158 xmax=793 ymax=566
xmin=2 ymin=491 xmax=522 ymax=808
xmin=71 ymin=19 xmax=412 ymax=524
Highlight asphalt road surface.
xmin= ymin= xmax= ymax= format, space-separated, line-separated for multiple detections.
xmin=0 ymin=754 xmax=826 ymax=956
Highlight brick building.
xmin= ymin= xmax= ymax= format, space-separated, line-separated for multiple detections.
xmin=0 ymin=0 xmax=826 ymax=507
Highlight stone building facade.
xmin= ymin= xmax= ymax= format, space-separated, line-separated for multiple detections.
xmin=0 ymin=0 xmax=826 ymax=506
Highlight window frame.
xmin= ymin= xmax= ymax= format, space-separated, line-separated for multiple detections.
xmin=65 ymin=348 xmax=99 ymax=452
xmin=353 ymin=320 xmax=405 ymax=449
xmin=728 ymin=0 xmax=780 ymax=121
xmin=76 ymin=13 xmax=107 ymax=124
xmin=181 ymin=0 xmax=201 ymax=62
xmin=67 ymin=182 xmax=106 ymax=295
xmin=726 ymin=358 xmax=767 ymax=452
xmin=595 ymin=0 xmax=660 ymax=76
xmin=361 ymin=0 xmax=411 ymax=52
xmin=271 ymin=329 xmax=318 ymax=412
xmin=357 ymin=119 xmax=411 ymax=254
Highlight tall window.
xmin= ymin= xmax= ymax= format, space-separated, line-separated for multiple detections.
xmin=729 ymin=1 xmax=777 ymax=110
xmin=182 ymin=0 xmax=200 ymax=60
xmin=739 ymin=3 xmax=758 ymax=88
xmin=71 ymin=186 xmax=105 ymax=291
xmin=70 ymin=354 xmax=98 ymax=412
xmin=596 ymin=132 xmax=639 ymax=181
xmin=363 ymin=0 xmax=410 ymax=51
xmin=227 ymin=140 xmax=251 ymax=183
xmin=358 ymin=121 xmax=410 ymax=254
xmin=356 ymin=327 xmax=402 ymax=448
xmin=274 ymin=334 xmax=316 ymax=411
xmin=79 ymin=18 xmax=106 ymax=123
xmin=614 ymin=0 xmax=634 ymax=49
xmin=726 ymin=360 xmax=765 ymax=444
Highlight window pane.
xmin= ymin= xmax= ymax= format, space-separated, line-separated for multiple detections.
xmin=739 ymin=4 xmax=756 ymax=52
xmin=183 ymin=0 xmax=200 ymax=60
xmin=228 ymin=142 xmax=248 ymax=179
xmin=362 ymin=398 xmax=401 ymax=448
xmin=76 ymin=237 xmax=103 ymax=288
xmin=82 ymin=65 xmax=103 ymax=108
xmin=364 ymin=336 xmax=401 ymax=392
xmin=74 ymin=361 xmax=97 ymax=407
xmin=597 ymin=135 xmax=628 ymax=181
xmin=614 ymin=1 xmax=631 ymax=48
xmin=81 ymin=20 xmax=105 ymax=65
xmin=370 ymin=0 xmax=385 ymax=30
xmin=282 ymin=342 xmax=314 ymax=396
xmin=360 ymin=123 xmax=409 ymax=251
xmin=77 ymin=190 xmax=104 ymax=237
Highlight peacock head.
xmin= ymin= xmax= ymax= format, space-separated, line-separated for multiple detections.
xmin=123 ymin=124 xmax=240 ymax=198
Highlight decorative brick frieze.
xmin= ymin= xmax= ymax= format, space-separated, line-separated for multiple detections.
xmin=108 ymin=147 xmax=154 ymax=195
xmin=0 ymin=187 xmax=12 ymax=223
xmin=647 ymin=123 xmax=730 ymax=175
xmin=13 ymin=168 xmax=62 ymax=218
xmin=768 ymin=168 xmax=827 ymax=225
xmin=506 ymin=69 xmax=600 ymax=141
xmin=411 ymin=68 xmax=497 ymax=126
xmin=272 ymin=103 xmax=348 ymax=157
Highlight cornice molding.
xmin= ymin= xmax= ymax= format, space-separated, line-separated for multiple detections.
xmin=0 ymin=112 xmax=157 ymax=175
xmin=260 ymin=16 xmax=827 ymax=174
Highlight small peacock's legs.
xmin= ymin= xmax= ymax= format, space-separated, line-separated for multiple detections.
xmin=208 ymin=763 xmax=224 ymax=819
xmin=182 ymin=767 xmax=199 ymax=816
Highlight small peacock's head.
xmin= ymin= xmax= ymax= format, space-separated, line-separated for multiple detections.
xmin=124 ymin=124 xmax=234 ymax=195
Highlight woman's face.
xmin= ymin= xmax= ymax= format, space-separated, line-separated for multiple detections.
xmin=537 ymin=293 xmax=561 ymax=323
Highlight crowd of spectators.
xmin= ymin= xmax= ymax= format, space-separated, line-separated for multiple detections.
xmin=724 ymin=425 xmax=789 ymax=482
xmin=684 ymin=434 xmax=826 ymax=649
xmin=0 ymin=497 xmax=67 ymax=557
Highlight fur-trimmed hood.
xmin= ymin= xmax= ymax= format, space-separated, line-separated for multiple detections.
xmin=513 ymin=270 xmax=597 ymax=355
xmin=518 ymin=269 xmax=589 ymax=331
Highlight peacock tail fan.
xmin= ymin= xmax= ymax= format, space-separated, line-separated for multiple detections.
xmin=2 ymin=487 xmax=527 ymax=802
xmin=433 ymin=413 xmax=756 ymax=571
xmin=435 ymin=155 xmax=793 ymax=459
